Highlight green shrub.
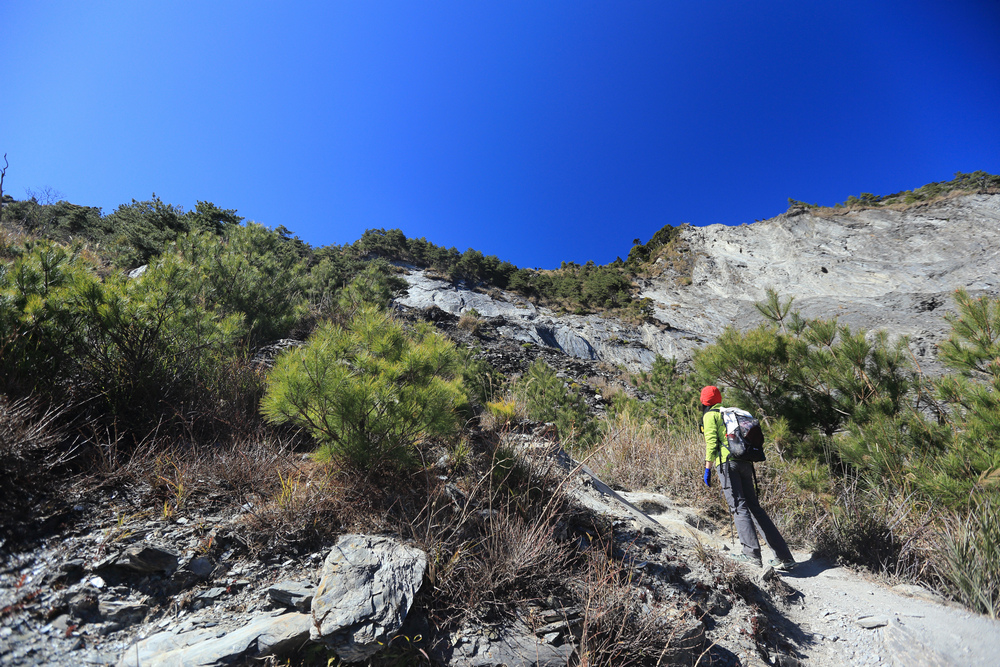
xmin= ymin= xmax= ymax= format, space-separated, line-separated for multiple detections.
xmin=74 ymin=252 xmax=245 ymax=431
xmin=106 ymin=196 xmax=191 ymax=268
xmin=261 ymin=305 xmax=466 ymax=470
xmin=332 ymin=259 xmax=408 ymax=319
xmin=694 ymin=289 xmax=912 ymax=438
xmin=462 ymin=352 xmax=504 ymax=407
xmin=831 ymin=171 xmax=1000 ymax=209
xmin=486 ymin=399 xmax=518 ymax=426
xmin=0 ymin=237 xmax=253 ymax=435
xmin=0 ymin=241 xmax=97 ymax=395
xmin=518 ymin=360 xmax=598 ymax=448
xmin=1 ymin=198 xmax=107 ymax=242
xmin=625 ymin=355 xmax=701 ymax=433
xmin=173 ymin=224 xmax=308 ymax=345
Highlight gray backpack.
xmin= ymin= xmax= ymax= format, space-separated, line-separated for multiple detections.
xmin=720 ymin=407 xmax=766 ymax=462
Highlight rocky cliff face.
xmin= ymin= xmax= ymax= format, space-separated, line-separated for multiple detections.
xmin=397 ymin=193 xmax=1000 ymax=375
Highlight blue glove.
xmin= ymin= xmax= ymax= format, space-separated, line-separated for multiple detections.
xmin=703 ymin=468 xmax=712 ymax=487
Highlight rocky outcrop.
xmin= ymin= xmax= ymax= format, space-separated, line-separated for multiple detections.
xmin=310 ymin=534 xmax=427 ymax=662
xmin=396 ymin=272 xmax=690 ymax=372
xmin=397 ymin=194 xmax=1000 ymax=375
xmin=643 ymin=193 xmax=1000 ymax=374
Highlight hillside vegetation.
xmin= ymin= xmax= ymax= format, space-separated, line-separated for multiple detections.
xmin=1 ymin=172 xmax=999 ymax=663
xmin=788 ymin=169 xmax=1000 ymax=210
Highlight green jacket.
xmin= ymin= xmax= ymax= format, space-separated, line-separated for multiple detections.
xmin=703 ymin=406 xmax=731 ymax=466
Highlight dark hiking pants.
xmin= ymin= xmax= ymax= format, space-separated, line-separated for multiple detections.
xmin=718 ymin=460 xmax=793 ymax=562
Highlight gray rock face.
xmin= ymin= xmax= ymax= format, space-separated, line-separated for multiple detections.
xmin=643 ymin=194 xmax=1000 ymax=373
xmin=397 ymin=194 xmax=1000 ymax=374
xmin=310 ymin=534 xmax=427 ymax=662
xmin=397 ymin=273 xmax=667 ymax=371
xmin=398 ymin=270 xmax=540 ymax=319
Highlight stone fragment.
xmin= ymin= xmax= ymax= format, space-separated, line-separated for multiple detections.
xmin=196 ymin=587 xmax=227 ymax=601
xmin=661 ymin=615 xmax=707 ymax=667
xmin=541 ymin=631 xmax=561 ymax=645
xmin=185 ymin=556 xmax=214 ymax=579
xmin=60 ymin=559 xmax=86 ymax=576
xmin=774 ymin=656 xmax=803 ymax=667
xmin=269 ymin=580 xmax=315 ymax=612
xmin=310 ymin=534 xmax=427 ymax=662
xmin=117 ymin=612 xmax=311 ymax=667
xmin=857 ymin=616 xmax=890 ymax=629
xmin=68 ymin=591 xmax=99 ymax=620
xmin=50 ymin=614 xmax=73 ymax=634
xmin=117 ymin=545 xmax=179 ymax=574
xmin=98 ymin=601 xmax=149 ymax=624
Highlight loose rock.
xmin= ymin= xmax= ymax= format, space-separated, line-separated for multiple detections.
xmin=310 ymin=534 xmax=427 ymax=662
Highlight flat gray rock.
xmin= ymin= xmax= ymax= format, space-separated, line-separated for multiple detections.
xmin=269 ymin=580 xmax=315 ymax=612
xmin=435 ymin=619 xmax=574 ymax=667
xmin=116 ymin=545 xmax=179 ymax=574
xmin=857 ymin=615 xmax=890 ymax=629
xmin=98 ymin=601 xmax=148 ymax=624
xmin=117 ymin=612 xmax=311 ymax=667
xmin=884 ymin=618 xmax=952 ymax=667
xmin=184 ymin=556 xmax=214 ymax=579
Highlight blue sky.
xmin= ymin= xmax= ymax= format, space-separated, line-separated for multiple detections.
xmin=4 ymin=1 xmax=999 ymax=269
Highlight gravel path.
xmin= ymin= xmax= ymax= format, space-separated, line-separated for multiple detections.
xmin=615 ymin=489 xmax=1000 ymax=667
xmin=772 ymin=551 xmax=999 ymax=667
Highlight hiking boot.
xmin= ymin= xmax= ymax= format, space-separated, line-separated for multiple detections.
xmin=768 ymin=558 xmax=796 ymax=572
xmin=729 ymin=553 xmax=763 ymax=568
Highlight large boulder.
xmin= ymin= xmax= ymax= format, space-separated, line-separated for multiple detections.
xmin=310 ymin=534 xmax=427 ymax=662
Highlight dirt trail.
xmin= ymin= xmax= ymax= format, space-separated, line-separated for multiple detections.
xmin=771 ymin=550 xmax=999 ymax=667
xmin=620 ymin=488 xmax=1000 ymax=667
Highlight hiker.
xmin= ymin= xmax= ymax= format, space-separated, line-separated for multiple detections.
xmin=700 ymin=385 xmax=796 ymax=571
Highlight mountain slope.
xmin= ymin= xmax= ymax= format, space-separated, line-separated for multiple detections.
xmin=399 ymin=193 xmax=1000 ymax=375
xmin=642 ymin=192 xmax=1000 ymax=373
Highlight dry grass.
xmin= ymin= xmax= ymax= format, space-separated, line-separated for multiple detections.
xmin=812 ymin=479 xmax=940 ymax=585
xmin=586 ymin=375 xmax=626 ymax=402
xmin=588 ymin=411 xmax=708 ymax=501
xmin=0 ymin=220 xmax=31 ymax=257
xmin=0 ymin=396 xmax=74 ymax=525
xmin=457 ymin=310 xmax=483 ymax=334
xmin=404 ymin=439 xmax=579 ymax=622
xmin=933 ymin=497 xmax=1000 ymax=618
xmin=807 ymin=187 xmax=999 ymax=218
xmin=575 ymin=547 xmax=702 ymax=666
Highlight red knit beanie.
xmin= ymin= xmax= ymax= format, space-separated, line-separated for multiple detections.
xmin=700 ymin=386 xmax=722 ymax=406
